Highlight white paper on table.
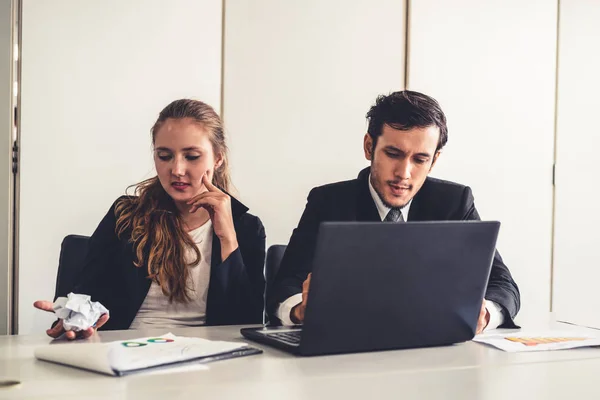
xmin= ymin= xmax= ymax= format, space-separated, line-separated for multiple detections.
xmin=473 ymin=330 xmax=600 ymax=352
xmin=34 ymin=333 xmax=256 ymax=376
xmin=145 ymin=363 xmax=208 ymax=376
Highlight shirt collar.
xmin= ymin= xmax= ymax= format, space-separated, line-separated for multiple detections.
xmin=368 ymin=174 xmax=411 ymax=221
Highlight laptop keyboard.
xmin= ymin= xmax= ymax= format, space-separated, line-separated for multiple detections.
xmin=266 ymin=331 xmax=302 ymax=346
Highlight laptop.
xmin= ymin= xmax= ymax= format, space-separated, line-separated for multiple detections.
xmin=241 ymin=221 xmax=500 ymax=356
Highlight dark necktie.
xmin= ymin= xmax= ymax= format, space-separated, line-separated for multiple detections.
xmin=384 ymin=208 xmax=404 ymax=222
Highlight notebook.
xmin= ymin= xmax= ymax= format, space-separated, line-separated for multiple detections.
xmin=34 ymin=332 xmax=262 ymax=376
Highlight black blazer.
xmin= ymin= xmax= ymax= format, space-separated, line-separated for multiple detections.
xmin=73 ymin=195 xmax=266 ymax=330
xmin=268 ymin=167 xmax=520 ymax=327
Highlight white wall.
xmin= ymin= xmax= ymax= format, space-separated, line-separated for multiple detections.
xmin=16 ymin=0 xmax=575 ymax=333
xmin=553 ymin=0 xmax=600 ymax=328
xmin=18 ymin=0 xmax=222 ymax=334
xmin=224 ymin=0 xmax=406 ymax=245
xmin=408 ymin=0 xmax=558 ymax=322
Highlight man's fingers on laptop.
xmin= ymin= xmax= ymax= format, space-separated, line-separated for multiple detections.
xmin=291 ymin=303 xmax=305 ymax=323
xmin=475 ymin=301 xmax=488 ymax=334
xmin=292 ymin=273 xmax=313 ymax=323
xmin=301 ymin=280 xmax=310 ymax=308
xmin=302 ymin=273 xmax=312 ymax=299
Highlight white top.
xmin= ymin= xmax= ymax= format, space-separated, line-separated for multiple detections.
xmin=129 ymin=220 xmax=213 ymax=329
xmin=276 ymin=175 xmax=504 ymax=329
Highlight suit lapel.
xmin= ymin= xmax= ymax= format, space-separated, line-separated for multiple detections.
xmin=206 ymin=194 xmax=248 ymax=325
xmin=356 ymin=167 xmax=382 ymax=222
xmin=210 ymin=231 xmax=222 ymax=267
xmin=407 ymin=191 xmax=423 ymax=221
xmin=407 ymin=178 xmax=431 ymax=221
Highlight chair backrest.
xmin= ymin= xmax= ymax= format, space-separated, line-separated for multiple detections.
xmin=265 ymin=244 xmax=287 ymax=293
xmin=53 ymin=238 xmax=287 ymax=314
xmin=54 ymin=234 xmax=91 ymax=300
xmin=264 ymin=244 xmax=287 ymax=325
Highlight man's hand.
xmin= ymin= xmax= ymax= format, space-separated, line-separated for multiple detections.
xmin=290 ymin=273 xmax=311 ymax=324
xmin=476 ymin=300 xmax=491 ymax=334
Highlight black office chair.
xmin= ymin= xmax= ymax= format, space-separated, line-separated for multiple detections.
xmin=264 ymin=244 xmax=287 ymax=325
xmin=265 ymin=244 xmax=287 ymax=292
xmin=54 ymin=234 xmax=91 ymax=300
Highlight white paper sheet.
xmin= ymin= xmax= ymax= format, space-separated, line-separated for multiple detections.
xmin=53 ymin=293 xmax=109 ymax=331
xmin=473 ymin=330 xmax=600 ymax=352
xmin=145 ymin=363 xmax=209 ymax=376
xmin=34 ymin=333 xmax=254 ymax=376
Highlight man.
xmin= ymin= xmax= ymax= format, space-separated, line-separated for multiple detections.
xmin=268 ymin=90 xmax=520 ymax=333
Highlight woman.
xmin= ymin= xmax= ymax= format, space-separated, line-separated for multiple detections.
xmin=34 ymin=99 xmax=266 ymax=339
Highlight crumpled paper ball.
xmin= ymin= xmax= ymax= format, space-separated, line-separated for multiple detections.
xmin=53 ymin=293 xmax=109 ymax=331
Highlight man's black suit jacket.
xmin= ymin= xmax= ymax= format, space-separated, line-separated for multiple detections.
xmin=267 ymin=167 xmax=520 ymax=326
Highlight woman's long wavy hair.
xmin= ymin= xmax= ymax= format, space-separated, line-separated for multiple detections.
xmin=114 ymin=99 xmax=232 ymax=303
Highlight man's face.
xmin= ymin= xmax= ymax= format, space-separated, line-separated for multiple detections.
xmin=364 ymin=124 xmax=441 ymax=208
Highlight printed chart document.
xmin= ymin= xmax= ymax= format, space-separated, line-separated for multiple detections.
xmin=34 ymin=333 xmax=261 ymax=376
xmin=474 ymin=330 xmax=600 ymax=352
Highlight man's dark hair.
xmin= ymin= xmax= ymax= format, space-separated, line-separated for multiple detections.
xmin=366 ymin=90 xmax=448 ymax=152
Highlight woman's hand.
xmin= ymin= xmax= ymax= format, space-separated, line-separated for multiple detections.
xmin=187 ymin=173 xmax=239 ymax=260
xmin=33 ymin=300 xmax=109 ymax=340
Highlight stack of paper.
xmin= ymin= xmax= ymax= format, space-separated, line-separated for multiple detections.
xmin=474 ymin=331 xmax=600 ymax=352
xmin=34 ymin=333 xmax=261 ymax=376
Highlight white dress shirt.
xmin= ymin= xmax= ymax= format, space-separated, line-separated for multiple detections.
xmin=276 ymin=175 xmax=505 ymax=330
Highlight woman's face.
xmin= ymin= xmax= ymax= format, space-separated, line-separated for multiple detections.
xmin=153 ymin=118 xmax=222 ymax=206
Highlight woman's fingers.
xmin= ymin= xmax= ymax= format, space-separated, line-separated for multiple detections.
xmin=34 ymin=300 xmax=55 ymax=313
xmin=41 ymin=303 xmax=105 ymax=340
xmin=46 ymin=320 xmax=65 ymax=338
xmin=202 ymin=172 xmax=222 ymax=193
xmin=80 ymin=328 xmax=95 ymax=339
xmin=65 ymin=330 xmax=77 ymax=340
xmin=189 ymin=196 xmax=221 ymax=213
xmin=95 ymin=313 xmax=109 ymax=329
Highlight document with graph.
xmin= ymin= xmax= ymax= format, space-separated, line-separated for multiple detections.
xmin=474 ymin=330 xmax=600 ymax=352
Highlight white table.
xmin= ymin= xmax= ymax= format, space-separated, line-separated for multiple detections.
xmin=2 ymin=320 xmax=600 ymax=400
